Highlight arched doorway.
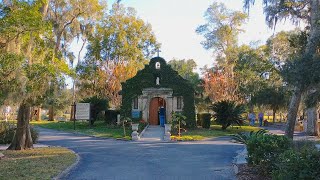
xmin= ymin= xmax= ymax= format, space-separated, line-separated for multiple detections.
xmin=149 ymin=97 xmax=166 ymax=125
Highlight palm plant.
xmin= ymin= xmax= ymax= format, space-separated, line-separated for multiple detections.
xmin=231 ymin=129 xmax=268 ymax=145
xmin=211 ymin=100 xmax=245 ymax=130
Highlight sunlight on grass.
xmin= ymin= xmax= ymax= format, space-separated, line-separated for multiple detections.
xmin=0 ymin=147 xmax=76 ymax=180
xmin=31 ymin=120 xmax=132 ymax=140
xmin=172 ymin=125 xmax=261 ymax=141
xmin=171 ymin=135 xmax=204 ymax=141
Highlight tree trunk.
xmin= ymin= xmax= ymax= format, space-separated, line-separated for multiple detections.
xmin=306 ymin=107 xmax=318 ymax=136
xmin=307 ymin=0 xmax=320 ymax=55
xmin=285 ymin=88 xmax=303 ymax=139
xmin=48 ymin=105 xmax=54 ymax=121
xmin=304 ymin=0 xmax=320 ymax=137
xmin=40 ymin=0 xmax=49 ymax=18
xmin=7 ymin=103 xmax=33 ymax=150
xmin=30 ymin=106 xmax=34 ymax=121
xmin=70 ymin=104 xmax=75 ymax=121
xmin=36 ymin=107 xmax=41 ymax=121
xmin=272 ymin=110 xmax=276 ymax=123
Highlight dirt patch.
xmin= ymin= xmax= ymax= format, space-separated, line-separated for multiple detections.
xmin=237 ymin=164 xmax=271 ymax=180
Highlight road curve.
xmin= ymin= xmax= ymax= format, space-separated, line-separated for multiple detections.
xmin=38 ymin=128 xmax=243 ymax=180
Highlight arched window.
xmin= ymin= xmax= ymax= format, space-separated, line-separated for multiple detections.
xmin=155 ymin=62 xmax=161 ymax=69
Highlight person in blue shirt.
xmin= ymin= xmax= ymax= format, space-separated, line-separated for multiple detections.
xmin=159 ymin=106 xmax=166 ymax=127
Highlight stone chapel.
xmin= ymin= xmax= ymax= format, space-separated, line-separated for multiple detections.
xmin=121 ymin=57 xmax=196 ymax=127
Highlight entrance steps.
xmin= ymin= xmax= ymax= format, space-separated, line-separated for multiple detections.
xmin=139 ymin=125 xmax=164 ymax=142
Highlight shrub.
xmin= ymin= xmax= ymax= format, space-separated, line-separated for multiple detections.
xmin=231 ymin=129 xmax=268 ymax=144
xmin=272 ymin=145 xmax=320 ymax=180
xmin=105 ymin=110 xmax=120 ymax=124
xmin=199 ymin=113 xmax=211 ymax=129
xmin=211 ymin=100 xmax=244 ymax=130
xmin=81 ymin=96 xmax=109 ymax=125
xmin=196 ymin=113 xmax=201 ymax=126
xmin=31 ymin=127 xmax=39 ymax=143
xmin=171 ymin=112 xmax=187 ymax=134
xmin=246 ymin=134 xmax=291 ymax=175
xmin=0 ymin=122 xmax=39 ymax=144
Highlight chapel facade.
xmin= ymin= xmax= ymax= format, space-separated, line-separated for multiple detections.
xmin=121 ymin=57 xmax=196 ymax=127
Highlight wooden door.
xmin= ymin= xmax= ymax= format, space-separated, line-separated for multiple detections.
xmin=149 ymin=98 xmax=159 ymax=125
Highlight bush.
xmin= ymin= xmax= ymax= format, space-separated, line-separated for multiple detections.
xmin=0 ymin=122 xmax=39 ymax=144
xmin=246 ymin=134 xmax=291 ymax=175
xmin=31 ymin=127 xmax=39 ymax=143
xmin=105 ymin=110 xmax=120 ymax=124
xmin=171 ymin=112 xmax=187 ymax=134
xmin=81 ymin=96 xmax=109 ymax=125
xmin=199 ymin=113 xmax=211 ymax=129
xmin=231 ymin=129 xmax=268 ymax=144
xmin=211 ymin=100 xmax=244 ymax=130
xmin=272 ymin=145 xmax=320 ymax=180
xmin=196 ymin=114 xmax=201 ymax=126
xmin=0 ymin=122 xmax=15 ymax=144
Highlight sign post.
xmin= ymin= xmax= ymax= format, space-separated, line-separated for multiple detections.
xmin=72 ymin=102 xmax=76 ymax=130
xmin=75 ymin=103 xmax=90 ymax=129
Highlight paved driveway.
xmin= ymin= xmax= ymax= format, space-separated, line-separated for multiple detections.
xmin=38 ymin=128 xmax=243 ymax=180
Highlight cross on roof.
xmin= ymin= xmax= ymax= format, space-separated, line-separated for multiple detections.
xmin=156 ymin=48 xmax=161 ymax=57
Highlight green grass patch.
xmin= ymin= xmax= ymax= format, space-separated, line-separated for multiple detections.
xmin=0 ymin=147 xmax=76 ymax=180
xmin=171 ymin=135 xmax=204 ymax=141
xmin=31 ymin=121 xmax=132 ymax=140
xmin=172 ymin=125 xmax=261 ymax=141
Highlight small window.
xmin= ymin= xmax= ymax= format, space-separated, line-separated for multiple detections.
xmin=133 ymin=97 xmax=138 ymax=109
xmin=177 ymin=97 xmax=182 ymax=109
xmin=155 ymin=62 xmax=161 ymax=69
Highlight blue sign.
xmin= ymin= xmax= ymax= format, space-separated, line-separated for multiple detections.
xmin=131 ymin=111 xmax=141 ymax=118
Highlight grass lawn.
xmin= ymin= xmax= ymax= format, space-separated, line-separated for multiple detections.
xmin=171 ymin=125 xmax=261 ymax=141
xmin=0 ymin=147 xmax=76 ymax=180
xmin=31 ymin=121 xmax=132 ymax=140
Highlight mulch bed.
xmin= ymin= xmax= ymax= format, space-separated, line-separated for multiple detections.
xmin=237 ymin=164 xmax=271 ymax=180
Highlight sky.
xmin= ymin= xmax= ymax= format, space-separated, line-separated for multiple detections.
xmin=72 ymin=0 xmax=304 ymax=71
xmin=119 ymin=0 xmax=303 ymax=69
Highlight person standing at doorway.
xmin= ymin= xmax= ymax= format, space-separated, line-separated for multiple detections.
xmin=159 ymin=106 xmax=166 ymax=127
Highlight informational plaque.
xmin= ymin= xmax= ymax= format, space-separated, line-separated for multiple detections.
xmin=75 ymin=103 xmax=90 ymax=120
xmin=131 ymin=110 xmax=140 ymax=118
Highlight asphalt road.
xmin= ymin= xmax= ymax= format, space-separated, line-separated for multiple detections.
xmin=38 ymin=128 xmax=244 ymax=180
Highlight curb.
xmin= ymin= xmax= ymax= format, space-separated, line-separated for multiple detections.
xmin=53 ymin=148 xmax=80 ymax=180
xmin=232 ymin=147 xmax=248 ymax=175
xmin=0 ymin=143 xmax=50 ymax=150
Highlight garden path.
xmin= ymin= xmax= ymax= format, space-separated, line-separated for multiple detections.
xmin=263 ymin=123 xmax=320 ymax=141
xmin=139 ymin=125 xmax=164 ymax=141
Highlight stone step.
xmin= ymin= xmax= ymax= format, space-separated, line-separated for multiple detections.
xmin=139 ymin=125 xmax=164 ymax=142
